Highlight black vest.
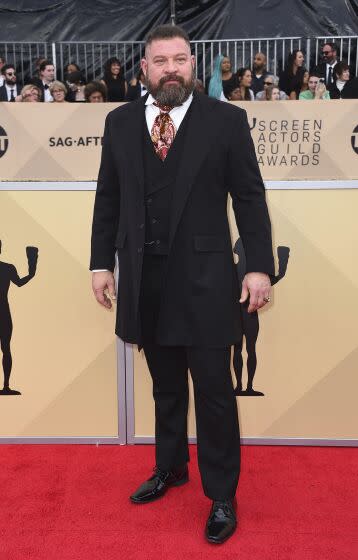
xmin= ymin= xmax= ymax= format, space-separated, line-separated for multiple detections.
xmin=143 ymin=107 xmax=190 ymax=255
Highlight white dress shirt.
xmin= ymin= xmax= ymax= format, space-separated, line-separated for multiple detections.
xmin=5 ymin=83 xmax=18 ymax=101
xmin=43 ymin=81 xmax=53 ymax=102
xmin=145 ymin=93 xmax=193 ymax=134
xmin=93 ymin=93 xmax=194 ymax=272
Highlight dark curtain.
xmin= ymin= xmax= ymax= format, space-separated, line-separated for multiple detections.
xmin=0 ymin=0 xmax=357 ymax=41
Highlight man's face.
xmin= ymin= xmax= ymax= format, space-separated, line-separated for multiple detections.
xmin=308 ymin=76 xmax=319 ymax=93
xmin=4 ymin=67 xmax=16 ymax=85
xmin=41 ymin=65 xmax=55 ymax=83
xmin=322 ymin=45 xmax=337 ymax=64
xmin=141 ymin=37 xmax=195 ymax=106
xmin=253 ymin=53 xmax=266 ymax=72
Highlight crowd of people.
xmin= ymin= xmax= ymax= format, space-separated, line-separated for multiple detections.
xmin=0 ymin=42 xmax=357 ymax=104
xmin=208 ymin=43 xmax=358 ymax=102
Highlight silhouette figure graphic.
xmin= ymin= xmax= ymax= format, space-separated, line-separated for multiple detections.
xmin=233 ymin=238 xmax=290 ymax=397
xmin=0 ymin=241 xmax=38 ymax=395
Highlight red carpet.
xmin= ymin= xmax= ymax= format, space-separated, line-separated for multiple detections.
xmin=0 ymin=444 xmax=357 ymax=559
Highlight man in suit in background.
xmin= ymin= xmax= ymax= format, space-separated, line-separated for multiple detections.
xmin=314 ymin=42 xmax=340 ymax=87
xmin=125 ymin=69 xmax=147 ymax=101
xmin=30 ymin=59 xmax=55 ymax=102
xmin=90 ymin=24 xmax=274 ymax=544
xmin=0 ymin=64 xmax=18 ymax=102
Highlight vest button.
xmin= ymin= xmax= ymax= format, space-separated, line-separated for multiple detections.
xmin=152 ymin=218 xmax=157 ymax=224
xmin=147 ymin=198 xmax=153 ymax=205
xmin=137 ymin=247 xmax=143 ymax=253
xmin=139 ymin=223 xmax=144 ymax=229
xmin=156 ymin=240 xmax=160 ymax=245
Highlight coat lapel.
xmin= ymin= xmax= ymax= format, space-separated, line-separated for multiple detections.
xmin=169 ymin=93 xmax=217 ymax=248
xmin=121 ymin=95 xmax=147 ymax=200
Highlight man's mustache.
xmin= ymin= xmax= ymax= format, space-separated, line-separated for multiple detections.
xmin=159 ymin=74 xmax=185 ymax=86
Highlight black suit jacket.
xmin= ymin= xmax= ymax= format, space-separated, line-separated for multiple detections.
xmin=0 ymin=84 xmax=18 ymax=101
xmin=0 ymin=85 xmax=8 ymax=101
xmin=125 ymin=82 xmax=145 ymax=101
xmin=90 ymin=93 xmax=274 ymax=346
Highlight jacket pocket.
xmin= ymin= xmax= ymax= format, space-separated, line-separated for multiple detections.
xmin=115 ymin=229 xmax=127 ymax=249
xmin=194 ymin=235 xmax=225 ymax=253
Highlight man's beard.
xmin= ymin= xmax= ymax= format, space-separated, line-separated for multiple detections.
xmin=146 ymin=70 xmax=195 ymax=106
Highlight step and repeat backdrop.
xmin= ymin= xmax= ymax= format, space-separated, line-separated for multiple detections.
xmin=0 ymin=100 xmax=357 ymax=181
xmin=0 ymin=191 xmax=121 ymax=440
xmin=132 ymin=188 xmax=358 ymax=442
xmin=0 ymin=101 xmax=358 ymax=443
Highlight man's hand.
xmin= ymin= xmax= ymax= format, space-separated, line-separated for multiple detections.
xmin=92 ymin=271 xmax=116 ymax=309
xmin=239 ymin=272 xmax=271 ymax=313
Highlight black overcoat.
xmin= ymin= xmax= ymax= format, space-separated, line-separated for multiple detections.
xmin=90 ymin=92 xmax=274 ymax=346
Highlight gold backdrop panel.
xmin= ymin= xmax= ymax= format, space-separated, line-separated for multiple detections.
xmin=132 ymin=189 xmax=358 ymax=440
xmin=0 ymin=100 xmax=357 ymax=181
xmin=0 ymin=191 xmax=118 ymax=437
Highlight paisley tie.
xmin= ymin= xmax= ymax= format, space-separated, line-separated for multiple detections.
xmin=151 ymin=102 xmax=176 ymax=161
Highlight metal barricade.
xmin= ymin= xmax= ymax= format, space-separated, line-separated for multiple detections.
xmin=55 ymin=41 xmax=145 ymax=83
xmin=0 ymin=42 xmax=49 ymax=86
xmin=1 ymin=36 xmax=357 ymax=88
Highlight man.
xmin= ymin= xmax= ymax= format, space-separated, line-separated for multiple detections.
xmin=299 ymin=72 xmax=330 ymax=100
xmin=313 ymin=42 xmax=340 ymax=87
xmin=90 ymin=24 xmax=274 ymax=544
xmin=125 ymin=69 xmax=147 ymax=101
xmin=0 ymin=65 xmax=18 ymax=102
xmin=30 ymin=59 xmax=55 ymax=102
xmin=251 ymin=52 xmax=268 ymax=95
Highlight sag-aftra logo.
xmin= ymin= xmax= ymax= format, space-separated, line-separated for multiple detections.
xmin=0 ymin=126 xmax=9 ymax=158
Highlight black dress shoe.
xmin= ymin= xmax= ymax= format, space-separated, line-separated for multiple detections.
xmin=130 ymin=465 xmax=189 ymax=504
xmin=205 ymin=499 xmax=237 ymax=544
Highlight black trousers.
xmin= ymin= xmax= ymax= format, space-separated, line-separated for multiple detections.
xmin=139 ymin=254 xmax=241 ymax=500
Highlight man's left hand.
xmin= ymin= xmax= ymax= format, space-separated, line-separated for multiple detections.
xmin=239 ymin=272 xmax=271 ymax=313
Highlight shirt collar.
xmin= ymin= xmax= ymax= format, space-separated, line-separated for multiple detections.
xmin=145 ymin=92 xmax=193 ymax=111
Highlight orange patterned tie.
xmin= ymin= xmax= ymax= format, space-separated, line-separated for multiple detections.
xmin=151 ymin=103 xmax=176 ymax=161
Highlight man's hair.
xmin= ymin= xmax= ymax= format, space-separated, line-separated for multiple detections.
xmin=39 ymin=59 xmax=54 ymax=72
xmin=145 ymin=24 xmax=190 ymax=52
xmin=323 ymin=42 xmax=337 ymax=53
xmin=1 ymin=63 xmax=15 ymax=76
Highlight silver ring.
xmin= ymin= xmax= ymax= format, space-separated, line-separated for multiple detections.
xmin=263 ymin=296 xmax=271 ymax=303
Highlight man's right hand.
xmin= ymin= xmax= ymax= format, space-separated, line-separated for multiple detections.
xmin=92 ymin=271 xmax=116 ymax=309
